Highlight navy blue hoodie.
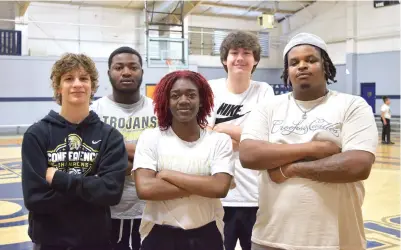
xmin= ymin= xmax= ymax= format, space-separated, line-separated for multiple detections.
xmin=21 ymin=110 xmax=127 ymax=248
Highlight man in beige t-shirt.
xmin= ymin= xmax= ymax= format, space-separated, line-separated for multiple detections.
xmin=239 ymin=33 xmax=378 ymax=250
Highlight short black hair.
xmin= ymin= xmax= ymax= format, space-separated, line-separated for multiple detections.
xmin=281 ymin=45 xmax=337 ymax=87
xmin=108 ymin=46 xmax=143 ymax=69
xmin=383 ymin=96 xmax=389 ymax=102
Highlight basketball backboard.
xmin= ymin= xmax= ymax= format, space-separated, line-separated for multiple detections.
xmin=147 ymin=37 xmax=189 ymax=70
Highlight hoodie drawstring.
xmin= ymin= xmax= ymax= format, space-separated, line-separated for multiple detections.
xmin=117 ymin=219 xmax=124 ymax=243
xmin=129 ymin=219 xmax=133 ymax=250
xmin=76 ymin=125 xmax=84 ymax=175
xmin=65 ymin=135 xmax=70 ymax=173
xmin=116 ymin=219 xmax=134 ymax=250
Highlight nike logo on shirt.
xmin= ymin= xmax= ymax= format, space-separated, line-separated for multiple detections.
xmin=215 ymin=111 xmax=251 ymax=124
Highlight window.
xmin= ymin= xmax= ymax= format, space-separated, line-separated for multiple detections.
xmin=188 ymin=27 xmax=213 ymax=55
xmin=188 ymin=27 xmax=270 ymax=57
xmin=212 ymin=29 xmax=229 ymax=56
xmin=258 ymin=32 xmax=269 ymax=57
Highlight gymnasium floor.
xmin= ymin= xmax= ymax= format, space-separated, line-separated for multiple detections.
xmin=0 ymin=135 xmax=399 ymax=250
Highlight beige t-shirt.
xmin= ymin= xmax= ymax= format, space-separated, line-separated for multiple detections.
xmin=241 ymin=90 xmax=378 ymax=250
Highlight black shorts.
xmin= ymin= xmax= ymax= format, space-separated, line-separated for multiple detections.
xmin=32 ymin=244 xmax=112 ymax=250
xmin=141 ymin=221 xmax=223 ymax=250
xmin=223 ymin=206 xmax=258 ymax=250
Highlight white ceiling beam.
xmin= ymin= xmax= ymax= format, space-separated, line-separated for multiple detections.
xmin=199 ymin=1 xmax=297 ymax=14
xmin=17 ymin=1 xmax=30 ymax=16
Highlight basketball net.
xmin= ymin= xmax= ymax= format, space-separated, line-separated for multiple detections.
xmin=166 ymin=59 xmax=177 ymax=73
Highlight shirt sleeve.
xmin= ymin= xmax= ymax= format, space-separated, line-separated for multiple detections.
xmin=207 ymin=109 xmax=217 ymax=128
xmin=207 ymin=94 xmax=219 ymax=128
xmin=132 ymin=129 xmax=158 ymax=172
xmin=262 ymin=84 xmax=276 ymax=99
xmin=380 ymin=104 xmax=388 ymax=113
xmin=207 ymin=80 xmax=220 ymax=128
xmin=241 ymin=99 xmax=271 ymax=142
xmin=210 ymin=133 xmax=235 ymax=176
xmin=341 ymin=97 xmax=378 ymax=156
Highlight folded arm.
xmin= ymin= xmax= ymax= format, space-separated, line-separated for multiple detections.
xmin=158 ymin=170 xmax=232 ymax=198
xmin=238 ymin=100 xmax=316 ymax=170
xmin=50 ymin=129 xmax=127 ymax=206
xmin=159 ymin=133 xmax=234 ymax=198
xmin=213 ymin=123 xmax=242 ymax=141
xmin=277 ymin=98 xmax=378 ymax=184
xmin=285 ymin=150 xmax=375 ymax=183
xmin=240 ymin=139 xmax=320 ymax=170
xmin=21 ymin=132 xmax=76 ymax=214
xmin=231 ymin=139 xmax=239 ymax=151
xmin=132 ymin=129 xmax=191 ymax=201
xmin=134 ymin=168 xmax=190 ymax=200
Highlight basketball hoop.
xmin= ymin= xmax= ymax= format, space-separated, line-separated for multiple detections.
xmin=166 ymin=59 xmax=176 ymax=73
xmin=165 ymin=59 xmax=188 ymax=73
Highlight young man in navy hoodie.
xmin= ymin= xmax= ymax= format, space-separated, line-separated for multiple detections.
xmin=21 ymin=53 xmax=127 ymax=250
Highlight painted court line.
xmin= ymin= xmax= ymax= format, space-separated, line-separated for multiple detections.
xmin=0 ymin=163 xmax=21 ymax=177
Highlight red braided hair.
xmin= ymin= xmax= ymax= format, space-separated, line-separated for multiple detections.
xmin=153 ymin=70 xmax=214 ymax=130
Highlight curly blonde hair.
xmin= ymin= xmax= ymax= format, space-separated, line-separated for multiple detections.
xmin=50 ymin=53 xmax=99 ymax=105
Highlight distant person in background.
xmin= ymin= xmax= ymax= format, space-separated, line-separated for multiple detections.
xmin=91 ymin=46 xmax=157 ymax=250
xmin=207 ymin=30 xmax=275 ymax=250
xmin=21 ymin=53 xmax=127 ymax=250
xmin=380 ymin=96 xmax=394 ymax=144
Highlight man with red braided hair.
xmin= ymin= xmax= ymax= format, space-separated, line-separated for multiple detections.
xmin=133 ymin=70 xmax=235 ymax=250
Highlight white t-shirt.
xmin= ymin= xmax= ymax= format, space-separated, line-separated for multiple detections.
xmin=90 ymin=95 xmax=157 ymax=219
xmin=208 ymin=78 xmax=275 ymax=207
xmin=381 ymin=103 xmax=391 ymax=119
xmin=241 ymin=90 xmax=378 ymax=250
xmin=132 ymin=127 xmax=235 ymax=241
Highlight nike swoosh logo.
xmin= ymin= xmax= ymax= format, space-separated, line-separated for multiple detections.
xmin=215 ymin=111 xmax=251 ymax=124
xmin=92 ymin=140 xmax=102 ymax=144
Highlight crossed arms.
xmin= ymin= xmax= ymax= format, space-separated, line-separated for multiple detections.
xmin=22 ymin=129 xmax=127 ymax=214
xmin=238 ymin=97 xmax=378 ymax=184
xmin=239 ymin=140 xmax=375 ymax=183
xmin=134 ymin=169 xmax=232 ymax=200
xmin=133 ymin=130 xmax=234 ymax=201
